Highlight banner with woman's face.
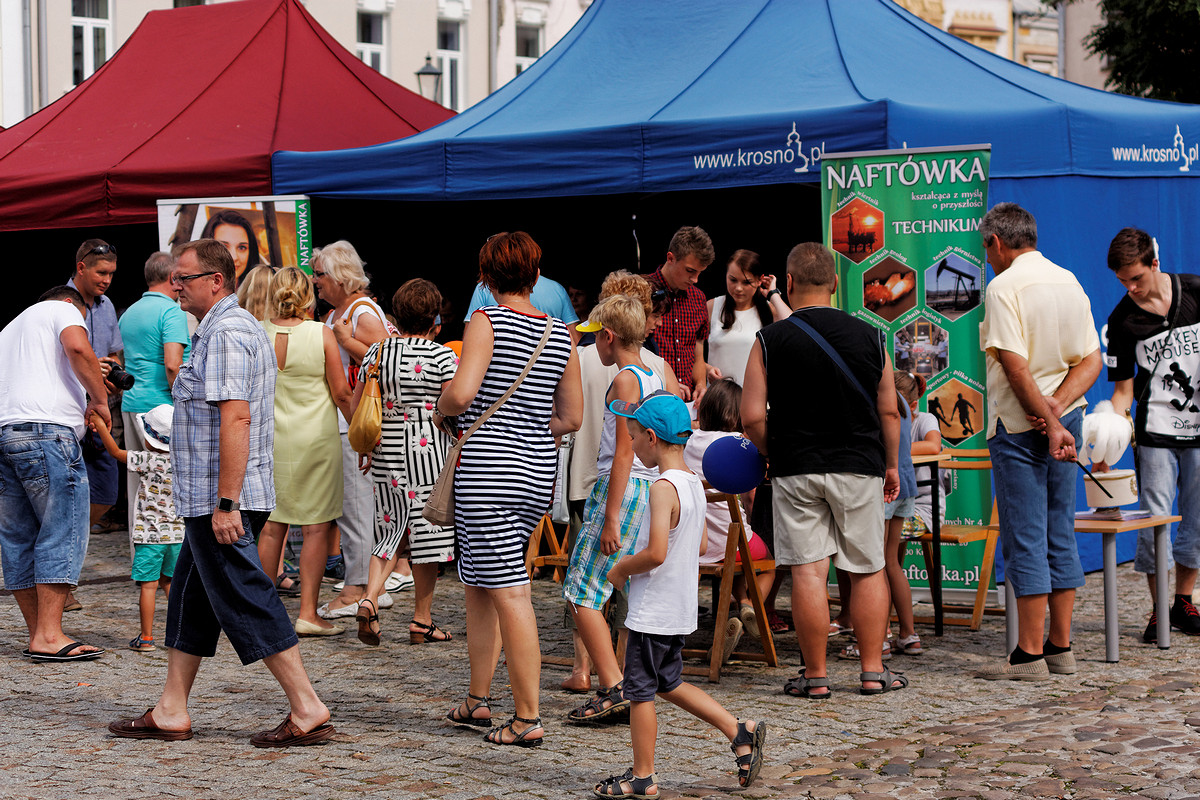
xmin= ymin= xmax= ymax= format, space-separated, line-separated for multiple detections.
xmin=156 ymin=195 xmax=312 ymax=282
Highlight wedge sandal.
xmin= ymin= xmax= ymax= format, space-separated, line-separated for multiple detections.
xmin=356 ymin=599 xmax=380 ymax=647
xmin=409 ymin=619 xmax=452 ymax=644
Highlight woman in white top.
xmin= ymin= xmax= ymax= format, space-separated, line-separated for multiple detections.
xmin=312 ymin=241 xmax=393 ymax=618
xmin=706 ymin=250 xmax=791 ymax=386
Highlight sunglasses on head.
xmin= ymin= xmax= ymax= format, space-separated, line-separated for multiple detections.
xmin=87 ymin=244 xmax=117 ymax=257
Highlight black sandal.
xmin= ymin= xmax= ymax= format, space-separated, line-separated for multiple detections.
xmin=860 ymin=666 xmax=909 ymax=695
xmin=483 ymin=715 xmax=543 ymax=747
xmin=409 ymin=619 xmax=452 ymax=644
xmin=446 ymin=693 xmax=492 ymax=728
xmin=567 ymin=682 xmax=630 ymax=725
xmin=356 ymin=599 xmax=380 ymax=647
xmin=730 ymin=720 xmax=766 ymax=787
xmin=593 ymin=768 xmax=658 ymax=798
xmin=274 ymin=574 xmax=301 ymax=598
xmin=783 ymin=670 xmax=831 ymax=699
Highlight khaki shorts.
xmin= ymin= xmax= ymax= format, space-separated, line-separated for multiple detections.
xmin=771 ymin=473 xmax=885 ymax=573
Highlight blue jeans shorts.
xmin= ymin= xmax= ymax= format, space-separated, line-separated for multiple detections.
xmin=989 ymin=408 xmax=1085 ymax=597
xmin=131 ymin=542 xmax=182 ymax=582
xmin=622 ymin=630 xmax=686 ymax=702
xmin=83 ymin=431 xmax=119 ymax=506
xmin=884 ymin=495 xmax=916 ymax=521
xmin=0 ymin=423 xmax=90 ymax=589
xmin=165 ymin=512 xmax=299 ymax=665
xmin=1134 ymin=445 xmax=1200 ymax=574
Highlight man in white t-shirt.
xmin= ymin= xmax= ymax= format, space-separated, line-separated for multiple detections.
xmin=0 ymin=287 xmax=111 ymax=661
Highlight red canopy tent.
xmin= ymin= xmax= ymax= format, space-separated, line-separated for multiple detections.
xmin=0 ymin=0 xmax=452 ymax=232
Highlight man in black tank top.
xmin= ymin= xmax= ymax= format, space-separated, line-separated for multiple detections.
xmin=742 ymin=243 xmax=905 ymax=697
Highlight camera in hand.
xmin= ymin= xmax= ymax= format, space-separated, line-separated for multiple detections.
xmin=108 ymin=365 xmax=135 ymax=390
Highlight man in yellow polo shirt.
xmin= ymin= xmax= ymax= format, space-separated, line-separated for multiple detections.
xmin=976 ymin=202 xmax=1101 ymax=681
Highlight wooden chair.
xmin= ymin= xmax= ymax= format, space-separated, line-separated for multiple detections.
xmin=525 ymin=514 xmax=568 ymax=582
xmin=681 ymin=487 xmax=778 ymax=683
xmin=912 ymin=448 xmax=1000 ymax=631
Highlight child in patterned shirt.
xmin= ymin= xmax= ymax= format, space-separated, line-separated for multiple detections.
xmin=90 ymin=403 xmax=184 ymax=653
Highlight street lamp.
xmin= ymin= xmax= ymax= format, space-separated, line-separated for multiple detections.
xmin=415 ymin=54 xmax=443 ymax=102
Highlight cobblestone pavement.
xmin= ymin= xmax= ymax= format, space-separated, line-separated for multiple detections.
xmin=3 ymin=530 xmax=1200 ymax=799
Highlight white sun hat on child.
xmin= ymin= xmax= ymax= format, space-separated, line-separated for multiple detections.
xmin=136 ymin=404 xmax=174 ymax=452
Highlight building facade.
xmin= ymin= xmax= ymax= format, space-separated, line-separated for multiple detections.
xmin=0 ymin=0 xmax=592 ymax=128
xmin=895 ymin=0 xmax=1108 ymax=88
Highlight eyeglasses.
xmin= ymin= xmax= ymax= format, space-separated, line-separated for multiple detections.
xmin=86 ymin=244 xmax=117 ymax=257
xmin=171 ymin=271 xmax=219 ymax=285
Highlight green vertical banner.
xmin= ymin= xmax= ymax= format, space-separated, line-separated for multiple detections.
xmin=295 ymin=197 xmax=313 ymax=273
xmin=821 ymin=145 xmax=995 ymax=604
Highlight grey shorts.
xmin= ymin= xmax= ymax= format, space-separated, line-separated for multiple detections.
xmin=772 ymin=472 xmax=885 ymax=573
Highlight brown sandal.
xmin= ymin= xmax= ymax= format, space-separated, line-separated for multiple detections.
xmin=356 ymin=599 xmax=380 ymax=646
xmin=409 ymin=619 xmax=452 ymax=644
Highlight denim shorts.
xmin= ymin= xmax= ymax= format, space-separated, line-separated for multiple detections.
xmin=0 ymin=423 xmax=90 ymax=589
xmin=989 ymin=409 xmax=1085 ymax=597
xmin=884 ymin=495 xmax=916 ymax=521
xmin=83 ymin=431 xmax=119 ymax=505
xmin=165 ymin=512 xmax=299 ymax=665
xmin=1133 ymin=445 xmax=1200 ymax=573
xmin=622 ymin=629 xmax=685 ymax=702
xmin=131 ymin=542 xmax=182 ymax=582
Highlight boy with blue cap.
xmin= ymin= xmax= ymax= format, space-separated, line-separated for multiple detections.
xmin=597 ymin=390 xmax=765 ymax=797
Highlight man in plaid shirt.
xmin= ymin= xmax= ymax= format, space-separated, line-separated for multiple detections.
xmin=110 ymin=239 xmax=334 ymax=747
xmin=646 ymin=226 xmax=716 ymax=403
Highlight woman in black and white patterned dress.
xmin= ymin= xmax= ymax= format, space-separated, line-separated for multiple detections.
xmin=436 ymin=232 xmax=582 ymax=748
xmin=353 ymin=279 xmax=458 ymax=647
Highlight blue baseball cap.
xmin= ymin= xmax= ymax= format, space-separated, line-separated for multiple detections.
xmin=608 ymin=390 xmax=692 ymax=444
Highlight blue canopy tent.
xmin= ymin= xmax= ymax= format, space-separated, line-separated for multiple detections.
xmin=273 ymin=0 xmax=1200 ymax=575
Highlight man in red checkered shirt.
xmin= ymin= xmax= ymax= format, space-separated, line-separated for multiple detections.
xmin=646 ymin=226 xmax=715 ymax=404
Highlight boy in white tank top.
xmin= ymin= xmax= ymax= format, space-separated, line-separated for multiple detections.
xmin=563 ymin=296 xmax=662 ymax=725
xmin=600 ymin=391 xmax=765 ymax=797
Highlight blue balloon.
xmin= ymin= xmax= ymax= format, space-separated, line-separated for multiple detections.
xmin=701 ymin=435 xmax=764 ymax=494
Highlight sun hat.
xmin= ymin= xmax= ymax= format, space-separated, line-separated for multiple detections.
xmin=136 ymin=404 xmax=174 ymax=452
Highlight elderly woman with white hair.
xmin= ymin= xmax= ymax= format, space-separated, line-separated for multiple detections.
xmin=311 ymin=241 xmax=396 ymax=619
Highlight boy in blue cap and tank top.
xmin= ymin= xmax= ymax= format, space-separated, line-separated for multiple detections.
xmin=596 ymin=390 xmax=765 ymax=798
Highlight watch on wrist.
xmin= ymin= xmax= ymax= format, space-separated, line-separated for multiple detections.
xmin=216 ymin=497 xmax=240 ymax=513
xmin=766 ymin=288 xmax=782 ymax=299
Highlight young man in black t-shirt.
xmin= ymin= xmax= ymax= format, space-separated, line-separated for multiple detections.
xmin=1100 ymin=227 xmax=1200 ymax=640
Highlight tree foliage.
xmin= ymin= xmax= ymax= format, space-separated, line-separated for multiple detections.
xmin=1082 ymin=0 xmax=1200 ymax=103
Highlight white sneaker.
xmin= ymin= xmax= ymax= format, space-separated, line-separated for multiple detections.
xmin=377 ymin=592 xmax=394 ymax=609
xmin=317 ymin=601 xmax=360 ymax=620
xmin=385 ymin=572 xmax=415 ymax=592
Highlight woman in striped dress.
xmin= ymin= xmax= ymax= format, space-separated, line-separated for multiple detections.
xmin=436 ymin=232 xmax=582 ymax=748
xmin=353 ymin=279 xmax=458 ymax=647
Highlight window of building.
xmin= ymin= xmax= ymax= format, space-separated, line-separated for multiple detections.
xmin=72 ymin=0 xmax=112 ymax=86
xmin=437 ymin=20 xmax=463 ymax=111
xmin=356 ymin=12 xmax=387 ymax=74
xmin=174 ymin=0 xmax=207 ymax=7
xmin=515 ymin=24 xmax=542 ymax=75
